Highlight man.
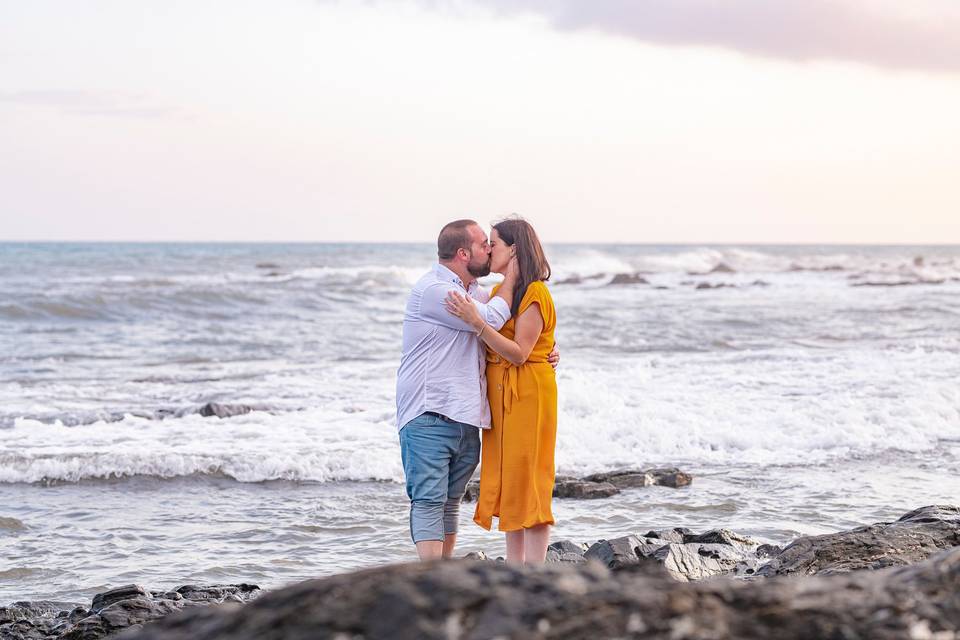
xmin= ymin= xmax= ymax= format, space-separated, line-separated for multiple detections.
xmin=396 ymin=219 xmax=556 ymax=561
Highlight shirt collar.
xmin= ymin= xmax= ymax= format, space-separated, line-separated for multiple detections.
xmin=434 ymin=262 xmax=476 ymax=292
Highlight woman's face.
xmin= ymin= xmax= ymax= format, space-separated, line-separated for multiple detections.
xmin=489 ymin=228 xmax=513 ymax=274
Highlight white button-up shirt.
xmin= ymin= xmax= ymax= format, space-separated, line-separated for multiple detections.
xmin=396 ymin=263 xmax=511 ymax=430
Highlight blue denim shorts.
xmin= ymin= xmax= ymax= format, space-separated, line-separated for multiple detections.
xmin=399 ymin=412 xmax=481 ymax=543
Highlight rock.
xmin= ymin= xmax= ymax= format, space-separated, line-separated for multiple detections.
xmin=709 ymin=262 xmax=736 ymax=273
xmin=1 ymin=584 xmax=262 ymax=640
xmin=695 ymin=281 xmax=735 ymax=290
xmin=466 ymin=469 xmax=692 ymax=502
xmin=549 ymin=540 xmax=588 ymax=555
xmin=552 ymin=479 xmax=619 ymax=499
xmin=195 ymin=403 xmax=254 ymax=419
xmin=254 ymin=262 xmax=280 ymax=269
xmin=584 ymin=536 xmax=664 ymax=569
xmin=555 ymin=275 xmax=583 ymax=285
xmin=584 ymin=467 xmax=692 ymax=489
xmin=462 ymin=480 xmax=480 ymax=502
xmin=462 ymin=551 xmax=489 ymax=561
xmin=756 ymin=543 xmax=783 ymax=559
xmin=759 ymin=504 xmax=960 ymax=577
xmin=683 ymin=528 xmax=758 ymax=552
xmin=653 ymin=542 xmax=748 ymax=582
xmin=546 ymin=540 xmax=588 ymax=564
xmin=120 ymin=547 xmax=960 ymax=640
xmin=90 ymin=586 xmax=148 ymax=613
xmin=546 ymin=549 xmax=587 ymax=564
xmin=641 ymin=527 xmax=692 ymax=544
xmin=607 ymin=273 xmax=648 ymax=286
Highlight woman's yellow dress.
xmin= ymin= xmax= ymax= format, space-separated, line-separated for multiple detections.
xmin=474 ymin=280 xmax=558 ymax=531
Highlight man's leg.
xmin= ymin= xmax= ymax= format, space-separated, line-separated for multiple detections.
xmin=399 ymin=414 xmax=457 ymax=560
xmin=443 ymin=422 xmax=481 ymax=558
xmin=441 ymin=533 xmax=458 ymax=558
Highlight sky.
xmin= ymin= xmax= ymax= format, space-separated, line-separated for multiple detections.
xmin=1 ymin=0 xmax=959 ymax=244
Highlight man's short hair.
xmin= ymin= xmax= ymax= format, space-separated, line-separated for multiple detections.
xmin=437 ymin=219 xmax=478 ymax=260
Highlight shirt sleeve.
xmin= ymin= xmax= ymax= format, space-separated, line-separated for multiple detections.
xmin=420 ymin=282 xmax=512 ymax=332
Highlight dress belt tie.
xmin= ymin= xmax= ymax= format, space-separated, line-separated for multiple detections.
xmin=487 ymin=356 xmax=548 ymax=413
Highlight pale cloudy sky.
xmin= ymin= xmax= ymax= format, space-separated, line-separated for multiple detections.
xmin=1 ymin=0 xmax=958 ymax=243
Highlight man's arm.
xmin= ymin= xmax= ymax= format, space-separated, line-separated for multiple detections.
xmin=420 ymin=282 xmax=511 ymax=332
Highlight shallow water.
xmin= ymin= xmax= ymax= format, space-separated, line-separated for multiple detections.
xmin=2 ymin=448 xmax=958 ymax=604
xmin=1 ymin=242 xmax=958 ymax=603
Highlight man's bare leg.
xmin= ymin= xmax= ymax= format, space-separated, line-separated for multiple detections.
xmin=415 ymin=540 xmax=444 ymax=561
xmin=441 ymin=533 xmax=458 ymax=558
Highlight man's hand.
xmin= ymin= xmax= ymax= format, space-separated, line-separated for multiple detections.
xmin=503 ymin=256 xmax=520 ymax=283
xmin=548 ymin=343 xmax=560 ymax=369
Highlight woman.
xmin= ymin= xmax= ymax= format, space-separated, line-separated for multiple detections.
xmin=445 ymin=216 xmax=557 ymax=564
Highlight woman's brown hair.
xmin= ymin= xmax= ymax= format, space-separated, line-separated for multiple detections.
xmin=493 ymin=215 xmax=551 ymax=316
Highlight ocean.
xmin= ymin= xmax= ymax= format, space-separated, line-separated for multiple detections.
xmin=1 ymin=242 xmax=958 ymax=604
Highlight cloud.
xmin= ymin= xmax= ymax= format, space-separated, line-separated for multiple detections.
xmin=0 ymin=90 xmax=183 ymax=119
xmin=415 ymin=0 xmax=960 ymax=73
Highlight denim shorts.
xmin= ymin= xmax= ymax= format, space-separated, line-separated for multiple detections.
xmin=399 ymin=412 xmax=481 ymax=543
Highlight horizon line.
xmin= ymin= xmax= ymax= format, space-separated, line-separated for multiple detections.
xmin=1 ymin=239 xmax=959 ymax=248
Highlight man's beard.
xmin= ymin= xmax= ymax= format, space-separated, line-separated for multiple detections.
xmin=467 ymin=255 xmax=492 ymax=278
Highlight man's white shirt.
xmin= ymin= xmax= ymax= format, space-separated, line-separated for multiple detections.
xmin=396 ymin=263 xmax=511 ymax=431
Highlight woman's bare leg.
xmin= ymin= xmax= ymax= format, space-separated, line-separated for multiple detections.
xmin=505 ymin=530 xmax=525 ymax=565
xmin=523 ymin=524 xmax=550 ymax=564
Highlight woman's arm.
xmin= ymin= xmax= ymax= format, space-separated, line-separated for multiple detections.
xmin=445 ymin=291 xmax=544 ymax=366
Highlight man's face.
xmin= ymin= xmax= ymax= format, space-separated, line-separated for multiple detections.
xmin=465 ymin=225 xmax=492 ymax=278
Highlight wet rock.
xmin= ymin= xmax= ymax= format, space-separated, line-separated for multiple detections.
xmin=641 ymin=527 xmax=692 ymax=544
xmin=709 ymin=262 xmax=736 ymax=274
xmin=549 ymin=540 xmax=588 ymax=555
xmin=584 ymin=536 xmax=664 ymax=570
xmin=683 ymin=528 xmax=758 ymax=552
xmin=759 ymin=504 xmax=960 ymax=577
xmin=552 ymin=479 xmax=619 ymax=499
xmin=584 ymin=467 xmax=693 ymax=489
xmin=1 ymin=584 xmax=261 ymax=640
xmin=546 ymin=540 xmax=588 ymax=564
xmin=695 ymin=281 xmax=736 ymax=290
xmin=653 ymin=542 xmax=748 ymax=582
xmin=121 ymin=548 xmax=960 ymax=640
xmin=556 ymin=273 xmax=605 ymax=285
xmin=465 ymin=468 xmax=692 ymax=502
xmin=756 ymin=543 xmax=783 ymax=559
xmin=462 ymin=480 xmax=480 ymax=502
xmin=462 ymin=551 xmax=489 ymax=561
xmin=195 ymin=403 xmax=254 ymax=419
xmin=607 ymin=273 xmax=648 ymax=286
xmin=547 ymin=540 xmax=588 ymax=564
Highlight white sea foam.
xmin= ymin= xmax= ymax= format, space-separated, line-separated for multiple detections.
xmin=2 ymin=346 xmax=957 ymax=484
xmin=2 ymin=243 xmax=959 ymax=485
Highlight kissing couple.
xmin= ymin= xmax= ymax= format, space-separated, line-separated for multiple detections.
xmin=396 ymin=216 xmax=559 ymax=564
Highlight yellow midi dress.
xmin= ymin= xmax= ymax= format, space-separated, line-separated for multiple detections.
xmin=474 ymin=280 xmax=558 ymax=531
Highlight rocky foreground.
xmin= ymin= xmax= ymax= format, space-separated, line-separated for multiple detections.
xmin=2 ymin=505 xmax=957 ymax=640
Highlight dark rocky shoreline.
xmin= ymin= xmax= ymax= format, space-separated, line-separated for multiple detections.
xmin=4 ymin=505 xmax=957 ymax=640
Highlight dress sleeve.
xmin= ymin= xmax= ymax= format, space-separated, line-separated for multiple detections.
xmin=518 ymin=281 xmax=555 ymax=331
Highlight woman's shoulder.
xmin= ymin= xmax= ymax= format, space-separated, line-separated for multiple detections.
xmin=525 ymin=280 xmax=551 ymax=298
xmin=520 ymin=280 xmax=553 ymax=308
